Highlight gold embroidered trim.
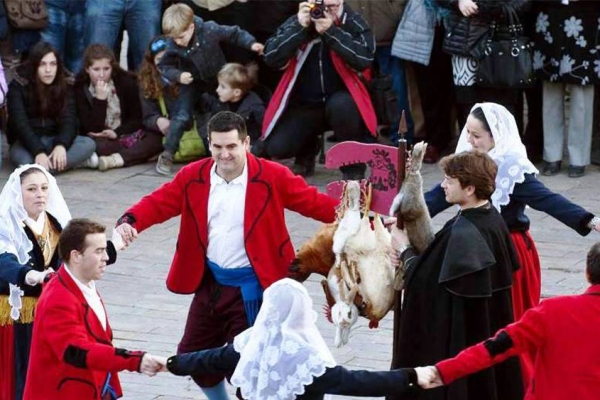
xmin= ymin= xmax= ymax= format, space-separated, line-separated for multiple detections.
xmin=0 ymin=295 xmax=37 ymax=326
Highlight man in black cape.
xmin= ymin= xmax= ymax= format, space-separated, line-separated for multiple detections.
xmin=389 ymin=151 xmax=524 ymax=400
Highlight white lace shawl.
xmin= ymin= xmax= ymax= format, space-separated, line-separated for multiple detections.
xmin=231 ymin=279 xmax=336 ymax=400
xmin=0 ymin=164 xmax=71 ymax=320
xmin=455 ymin=102 xmax=539 ymax=210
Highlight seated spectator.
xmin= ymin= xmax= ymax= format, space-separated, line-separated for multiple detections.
xmin=7 ymin=41 xmax=96 ymax=173
xmin=199 ymin=62 xmax=265 ymax=144
xmin=155 ymin=3 xmax=263 ymax=175
xmin=75 ymin=44 xmax=163 ymax=172
xmin=261 ymin=0 xmax=376 ymax=179
xmin=40 ymin=0 xmax=86 ymax=75
xmin=139 ymin=36 xmax=207 ymax=163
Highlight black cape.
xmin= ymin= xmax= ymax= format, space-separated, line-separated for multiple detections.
xmin=389 ymin=205 xmax=524 ymax=400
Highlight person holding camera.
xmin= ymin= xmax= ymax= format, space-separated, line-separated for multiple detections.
xmin=259 ymin=0 xmax=376 ymax=180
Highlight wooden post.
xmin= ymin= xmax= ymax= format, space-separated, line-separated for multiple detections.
xmin=396 ymin=110 xmax=407 ymax=229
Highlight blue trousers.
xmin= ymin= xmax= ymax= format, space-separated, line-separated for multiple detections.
xmin=40 ymin=5 xmax=86 ymax=74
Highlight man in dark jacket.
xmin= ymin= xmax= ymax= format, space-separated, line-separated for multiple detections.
xmin=260 ymin=0 xmax=376 ymax=179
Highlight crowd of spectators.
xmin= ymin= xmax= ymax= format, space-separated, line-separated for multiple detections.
xmin=0 ymin=0 xmax=598 ymax=179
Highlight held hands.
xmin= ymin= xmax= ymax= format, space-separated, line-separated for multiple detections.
xmin=180 ymin=72 xmax=194 ymax=85
xmin=415 ymin=366 xmax=444 ymax=389
xmin=458 ymin=0 xmax=478 ymax=17
xmin=25 ymin=268 xmax=55 ymax=286
xmin=115 ymin=223 xmax=139 ymax=247
xmin=391 ymin=225 xmax=411 ymax=250
xmin=140 ymin=354 xmax=168 ymax=377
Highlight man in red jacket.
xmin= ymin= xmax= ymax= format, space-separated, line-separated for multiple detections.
xmin=420 ymin=242 xmax=600 ymax=400
xmin=24 ymin=219 xmax=161 ymax=400
xmin=115 ymin=111 xmax=339 ymax=400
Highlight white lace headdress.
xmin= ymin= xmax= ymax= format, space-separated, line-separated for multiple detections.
xmin=231 ymin=278 xmax=336 ymax=400
xmin=0 ymin=164 xmax=71 ymax=320
xmin=455 ymin=102 xmax=539 ymax=210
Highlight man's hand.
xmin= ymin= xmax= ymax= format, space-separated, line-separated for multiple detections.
xmin=391 ymin=225 xmax=411 ymax=250
xmin=140 ymin=354 xmax=165 ymax=377
xmin=298 ymin=1 xmax=312 ymax=27
xmin=415 ymin=366 xmax=444 ymax=389
xmin=156 ymin=117 xmax=170 ymax=135
xmin=34 ymin=153 xmax=52 ymax=171
xmin=115 ymin=223 xmax=139 ymax=246
xmin=313 ymin=11 xmax=334 ymax=34
xmin=49 ymin=145 xmax=67 ymax=172
xmin=458 ymin=0 xmax=478 ymax=17
xmin=154 ymin=356 xmax=169 ymax=372
xmin=179 ymin=72 xmax=194 ymax=85
xmin=251 ymin=42 xmax=264 ymax=55
xmin=94 ymin=80 xmax=110 ymax=100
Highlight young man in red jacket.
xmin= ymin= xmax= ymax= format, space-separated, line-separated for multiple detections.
xmin=24 ymin=219 xmax=162 ymax=400
xmin=114 ymin=111 xmax=339 ymax=400
xmin=421 ymin=242 xmax=600 ymax=400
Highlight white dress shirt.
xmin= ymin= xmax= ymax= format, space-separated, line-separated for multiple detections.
xmin=206 ymin=162 xmax=250 ymax=269
xmin=63 ymin=264 xmax=107 ymax=331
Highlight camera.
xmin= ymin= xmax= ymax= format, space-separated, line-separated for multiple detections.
xmin=309 ymin=0 xmax=326 ymax=19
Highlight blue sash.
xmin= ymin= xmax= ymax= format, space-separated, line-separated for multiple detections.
xmin=207 ymin=260 xmax=263 ymax=325
xmin=101 ymin=373 xmax=117 ymax=400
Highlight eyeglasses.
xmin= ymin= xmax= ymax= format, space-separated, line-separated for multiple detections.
xmin=150 ymin=39 xmax=167 ymax=53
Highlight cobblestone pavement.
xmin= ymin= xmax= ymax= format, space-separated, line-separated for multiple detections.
xmin=2 ymin=149 xmax=599 ymax=399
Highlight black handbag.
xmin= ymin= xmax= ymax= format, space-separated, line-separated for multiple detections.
xmin=476 ymin=6 xmax=534 ymax=89
xmin=359 ymin=71 xmax=399 ymax=127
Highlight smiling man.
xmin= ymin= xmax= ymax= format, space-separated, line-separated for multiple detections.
xmin=24 ymin=219 xmax=161 ymax=400
xmin=388 ymin=151 xmax=524 ymax=400
xmin=114 ymin=111 xmax=339 ymax=400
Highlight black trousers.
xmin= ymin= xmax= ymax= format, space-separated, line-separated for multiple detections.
xmin=411 ymin=26 xmax=454 ymax=151
xmin=264 ymin=91 xmax=366 ymax=161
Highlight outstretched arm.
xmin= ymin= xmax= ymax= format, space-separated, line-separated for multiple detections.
xmin=165 ymin=344 xmax=240 ymax=376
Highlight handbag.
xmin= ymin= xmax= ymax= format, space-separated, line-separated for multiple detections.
xmin=475 ymin=6 xmax=534 ymax=89
xmin=360 ymin=71 xmax=399 ymax=127
xmin=4 ymin=0 xmax=48 ymax=30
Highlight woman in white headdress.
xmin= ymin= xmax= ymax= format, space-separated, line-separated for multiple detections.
xmin=424 ymin=102 xmax=600 ymax=386
xmin=0 ymin=164 xmax=116 ymax=400
xmin=160 ymin=278 xmax=432 ymax=400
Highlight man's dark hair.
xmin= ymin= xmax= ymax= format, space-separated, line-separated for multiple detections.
xmin=59 ymin=219 xmax=106 ymax=262
xmin=208 ymin=111 xmax=248 ymax=141
xmin=586 ymin=242 xmax=600 ymax=284
xmin=470 ymin=107 xmax=492 ymax=134
xmin=439 ymin=151 xmax=497 ymax=201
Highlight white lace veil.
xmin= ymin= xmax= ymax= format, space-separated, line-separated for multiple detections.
xmin=455 ymin=102 xmax=539 ymax=210
xmin=231 ymin=279 xmax=336 ymax=400
xmin=0 ymin=164 xmax=71 ymax=320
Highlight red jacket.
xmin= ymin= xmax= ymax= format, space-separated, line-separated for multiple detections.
xmin=436 ymin=285 xmax=600 ymax=400
xmin=124 ymin=154 xmax=339 ymax=294
xmin=24 ymin=267 xmax=143 ymax=400
xmin=261 ymin=41 xmax=377 ymax=139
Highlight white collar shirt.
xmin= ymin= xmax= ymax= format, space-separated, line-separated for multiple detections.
xmin=63 ymin=264 xmax=107 ymax=331
xmin=206 ymin=161 xmax=250 ymax=269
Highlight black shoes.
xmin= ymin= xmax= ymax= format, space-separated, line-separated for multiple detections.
xmin=542 ymin=161 xmax=586 ymax=178
xmin=568 ymin=165 xmax=586 ymax=178
xmin=542 ymin=161 xmax=561 ymax=176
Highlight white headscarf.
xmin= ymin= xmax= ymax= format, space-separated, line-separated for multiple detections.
xmin=455 ymin=103 xmax=539 ymax=210
xmin=231 ymin=279 xmax=336 ymax=400
xmin=0 ymin=164 xmax=71 ymax=320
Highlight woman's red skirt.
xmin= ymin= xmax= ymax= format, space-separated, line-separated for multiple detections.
xmin=0 ymin=324 xmax=15 ymax=400
xmin=510 ymin=230 xmax=542 ymax=391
